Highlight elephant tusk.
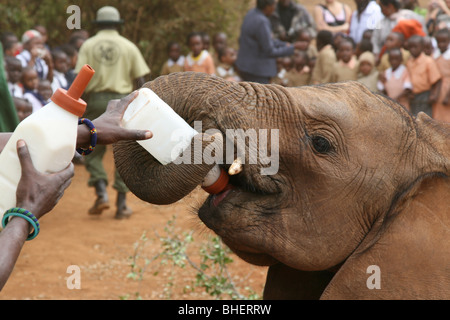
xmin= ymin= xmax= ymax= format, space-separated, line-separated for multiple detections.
xmin=228 ymin=158 xmax=243 ymax=175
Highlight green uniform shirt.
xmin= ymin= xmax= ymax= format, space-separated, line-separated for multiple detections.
xmin=0 ymin=43 xmax=19 ymax=132
xmin=75 ymin=29 xmax=150 ymax=94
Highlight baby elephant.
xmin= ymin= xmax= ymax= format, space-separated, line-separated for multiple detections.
xmin=114 ymin=72 xmax=450 ymax=299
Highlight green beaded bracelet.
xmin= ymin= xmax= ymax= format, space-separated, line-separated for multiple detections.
xmin=2 ymin=208 xmax=40 ymax=240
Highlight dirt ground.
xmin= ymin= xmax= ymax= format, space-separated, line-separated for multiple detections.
xmin=1 ymin=0 xmax=432 ymax=301
xmin=0 ymin=148 xmax=268 ymax=300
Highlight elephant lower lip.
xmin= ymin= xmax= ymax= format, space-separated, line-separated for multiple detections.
xmin=211 ymin=185 xmax=234 ymax=207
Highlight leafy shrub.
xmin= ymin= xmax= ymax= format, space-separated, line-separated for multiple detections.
xmin=123 ymin=215 xmax=261 ymax=300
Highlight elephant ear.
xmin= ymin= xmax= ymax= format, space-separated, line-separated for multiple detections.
xmin=320 ymin=175 xmax=450 ymax=299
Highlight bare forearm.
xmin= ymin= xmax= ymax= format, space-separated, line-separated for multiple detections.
xmin=0 ymin=217 xmax=30 ymax=291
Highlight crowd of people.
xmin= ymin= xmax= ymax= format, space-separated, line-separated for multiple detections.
xmin=158 ymin=0 xmax=450 ymax=123
xmin=1 ymin=27 xmax=87 ymax=124
xmin=2 ymin=0 xmax=450 ymax=128
xmin=0 ymin=6 xmax=152 ymax=220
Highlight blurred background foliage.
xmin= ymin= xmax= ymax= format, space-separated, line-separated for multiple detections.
xmin=0 ymin=0 xmax=253 ymax=78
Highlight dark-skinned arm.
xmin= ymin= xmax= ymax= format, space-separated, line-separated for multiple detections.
xmin=2 ymin=92 xmax=152 ymax=152
xmin=76 ymin=91 xmax=152 ymax=148
xmin=0 ymin=92 xmax=152 ymax=291
xmin=0 ymin=140 xmax=74 ymax=291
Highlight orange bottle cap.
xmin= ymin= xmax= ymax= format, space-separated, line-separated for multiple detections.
xmin=51 ymin=64 xmax=95 ymax=117
xmin=202 ymin=168 xmax=230 ymax=194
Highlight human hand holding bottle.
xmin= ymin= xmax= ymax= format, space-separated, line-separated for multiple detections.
xmin=76 ymin=91 xmax=153 ymax=148
xmin=0 ymin=140 xmax=74 ymax=291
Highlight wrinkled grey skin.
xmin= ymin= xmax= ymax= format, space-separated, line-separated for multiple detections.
xmin=114 ymin=72 xmax=450 ymax=299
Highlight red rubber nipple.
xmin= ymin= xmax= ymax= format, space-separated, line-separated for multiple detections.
xmin=202 ymin=168 xmax=230 ymax=194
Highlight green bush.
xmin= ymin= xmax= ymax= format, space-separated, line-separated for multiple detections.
xmin=0 ymin=0 xmax=252 ymax=77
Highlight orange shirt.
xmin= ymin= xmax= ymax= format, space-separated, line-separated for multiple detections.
xmin=406 ymin=52 xmax=441 ymax=94
xmin=184 ymin=50 xmax=216 ymax=75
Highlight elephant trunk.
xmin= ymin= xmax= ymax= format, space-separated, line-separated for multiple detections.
xmin=113 ymin=72 xmax=252 ymax=204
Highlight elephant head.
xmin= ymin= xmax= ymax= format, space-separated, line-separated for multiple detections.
xmin=114 ymin=72 xmax=450 ymax=299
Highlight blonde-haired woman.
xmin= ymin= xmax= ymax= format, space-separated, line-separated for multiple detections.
xmin=314 ymin=0 xmax=352 ymax=34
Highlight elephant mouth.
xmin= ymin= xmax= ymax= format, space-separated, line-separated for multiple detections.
xmin=209 ymin=182 xmax=234 ymax=207
xmin=206 ymin=164 xmax=274 ymax=208
xmin=198 ymin=164 xmax=283 ymax=266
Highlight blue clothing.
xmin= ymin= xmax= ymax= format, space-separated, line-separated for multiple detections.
xmin=236 ymin=8 xmax=295 ymax=79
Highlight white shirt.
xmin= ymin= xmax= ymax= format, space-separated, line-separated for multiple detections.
xmin=377 ymin=64 xmax=412 ymax=91
xmin=51 ymin=70 xmax=68 ymax=93
xmin=349 ymin=1 xmax=383 ymax=44
xmin=16 ymin=50 xmax=49 ymax=80
xmin=185 ymin=50 xmax=210 ymax=67
xmin=166 ymin=55 xmax=185 ymax=68
xmin=8 ymin=82 xmax=23 ymax=98
xmin=23 ymin=91 xmax=43 ymax=113
xmin=433 ymin=46 xmax=450 ymax=60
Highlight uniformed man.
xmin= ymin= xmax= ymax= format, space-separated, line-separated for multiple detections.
xmin=75 ymin=6 xmax=150 ymax=219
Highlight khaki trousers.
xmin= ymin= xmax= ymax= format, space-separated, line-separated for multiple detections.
xmin=83 ymin=91 xmax=129 ymax=193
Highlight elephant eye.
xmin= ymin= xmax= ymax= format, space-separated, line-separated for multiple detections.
xmin=311 ymin=135 xmax=332 ymax=154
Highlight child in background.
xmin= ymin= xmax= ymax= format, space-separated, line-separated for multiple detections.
xmin=13 ymin=97 xmax=32 ymax=122
xmin=432 ymin=28 xmax=450 ymax=122
xmin=5 ymin=56 xmax=24 ymax=98
xmin=355 ymin=39 xmax=373 ymax=59
xmin=423 ymin=36 xmax=435 ymax=56
xmin=332 ymin=32 xmax=346 ymax=54
xmin=59 ymin=44 xmax=78 ymax=87
xmin=16 ymin=29 xmax=51 ymax=81
xmin=184 ymin=32 xmax=215 ymax=75
xmin=377 ymin=48 xmax=412 ymax=111
xmin=311 ymin=30 xmax=336 ymax=84
xmin=377 ymin=32 xmax=410 ymax=72
xmin=33 ymin=25 xmax=50 ymax=51
xmin=331 ymin=38 xmax=359 ymax=83
xmin=406 ymin=35 xmax=442 ymax=116
xmin=1 ymin=32 xmax=21 ymax=58
xmin=215 ymin=47 xmax=241 ymax=82
xmin=160 ymin=41 xmax=185 ymax=75
xmin=21 ymin=67 xmax=44 ymax=113
xmin=295 ymin=29 xmax=318 ymax=63
xmin=38 ymin=79 xmax=53 ymax=104
xmin=362 ymin=29 xmax=373 ymax=42
xmin=357 ymin=51 xmax=378 ymax=92
xmin=201 ymin=32 xmax=211 ymax=52
xmin=285 ymin=50 xmax=311 ymax=87
xmin=51 ymin=49 xmax=69 ymax=92
xmin=212 ymin=32 xmax=228 ymax=67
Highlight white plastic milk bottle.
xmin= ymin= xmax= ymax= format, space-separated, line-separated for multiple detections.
xmin=121 ymin=88 xmax=229 ymax=194
xmin=0 ymin=65 xmax=95 ymax=215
